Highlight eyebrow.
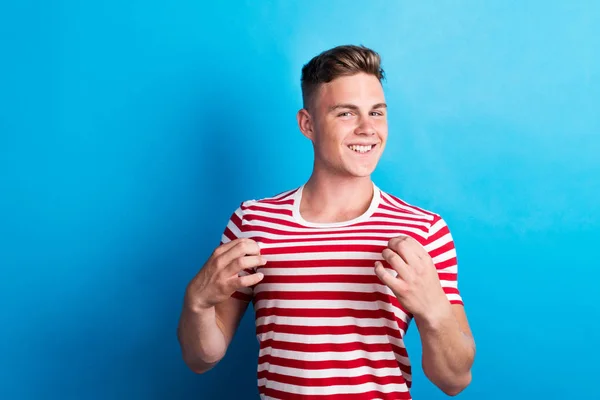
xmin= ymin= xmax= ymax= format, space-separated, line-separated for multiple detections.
xmin=328 ymin=103 xmax=388 ymax=112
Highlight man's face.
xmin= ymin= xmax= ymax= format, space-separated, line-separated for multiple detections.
xmin=308 ymin=72 xmax=388 ymax=178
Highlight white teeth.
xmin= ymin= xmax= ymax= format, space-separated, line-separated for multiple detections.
xmin=349 ymin=144 xmax=374 ymax=153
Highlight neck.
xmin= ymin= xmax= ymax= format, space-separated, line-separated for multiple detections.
xmin=300 ymin=169 xmax=375 ymax=224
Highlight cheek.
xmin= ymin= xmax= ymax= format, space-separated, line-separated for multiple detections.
xmin=376 ymin=120 xmax=388 ymax=134
xmin=320 ymin=122 xmax=348 ymax=146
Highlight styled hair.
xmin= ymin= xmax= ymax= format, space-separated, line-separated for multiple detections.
xmin=300 ymin=45 xmax=385 ymax=110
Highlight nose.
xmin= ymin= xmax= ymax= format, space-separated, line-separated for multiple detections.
xmin=354 ymin=117 xmax=376 ymax=136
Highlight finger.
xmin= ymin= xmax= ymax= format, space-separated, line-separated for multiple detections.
xmin=232 ymin=271 xmax=265 ymax=290
xmin=374 ymin=261 xmax=407 ymax=294
xmin=217 ymin=239 xmax=262 ymax=269
xmin=388 ymin=236 xmax=423 ymax=266
xmin=225 ymin=255 xmax=267 ymax=276
xmin=212 ymin=237 xmax=248 ymax=258
xmin=382 ymin=248 xmax=411 ymax=281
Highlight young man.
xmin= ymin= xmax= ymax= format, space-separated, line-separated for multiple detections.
xmin=177 ymin=45 xmax=475 ymax=399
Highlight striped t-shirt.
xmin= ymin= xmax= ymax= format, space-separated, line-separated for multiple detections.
xmin=221 ymin=182 xmax=463 ymax=400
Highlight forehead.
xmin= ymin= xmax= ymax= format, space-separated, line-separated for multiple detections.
xmin=316 ymin=73 xmax=385 ymax=107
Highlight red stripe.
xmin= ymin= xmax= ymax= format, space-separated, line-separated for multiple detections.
xmin=245 ymin=214 xmax=306 ymax=228
xmin=257 ymin=370 xmax=406 ymax=388
xmin=256 ymin=307 xmax=408 ymax=331
xmin=260 ymin=386 xmax=411 ymax=400
xmin=383 ymin=193 xmax=436 ymax=219
xmin=377 ymin=204 xmax=430 ymax=220
xmin=263 ymin=259 xmax=378 ymax=268
xmin=262 ymin=274 xmax=381 ymax=285
xmin=261 ymin=244 xmax=385 ymax=255
xmin=245 ymin=224 xmax=421 ymax=236
xmin=231 ymin=290 xmax=251 ymax=302
xmin=254 ymin=291 xmax=411 ymax=317
xmin=245 ymin=204 xmax=293 ymax=216
xmin=256 ymin=307 xmax=398 ymax=322
xmin=255 ymin=290 xmax=397 ymax=303
xmin=435 ymin=258 xmax=457 ymax=270
xmin=428 ymin=241 xmax=454 ymax=259
xmin=246 ymin=214 xmax=431 ymax=231
xmin=243 ymin=197 xmax=295 ymax=206
xmin=259 ymin=339 xmax=409 ymax=358
xmin=256 ymin=323 xmax=403 ymax=339
xmin=437 ymin=273 xmax=457 ymax=281
xmin=256 ymin=235 xmax=393 ymax=245
xmin=258 ymin=355 xmax=400 ymax=370
xmin=222 ymin=227 xmax=236 ymax=242
xmin=427 ymin=222 xmax=450 ymax=242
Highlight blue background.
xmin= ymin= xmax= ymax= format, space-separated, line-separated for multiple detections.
xmin=1 ymin=1 xmax=598 ymax=399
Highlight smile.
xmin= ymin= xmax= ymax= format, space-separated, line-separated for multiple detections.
xmin=348 ymin=144 xmax=376 ymax=154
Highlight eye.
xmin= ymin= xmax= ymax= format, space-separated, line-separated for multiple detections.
xmin=337 ymin=111 xmax=353 ymax=117
xmin=370 ymin=111 xmax=385 ymax=116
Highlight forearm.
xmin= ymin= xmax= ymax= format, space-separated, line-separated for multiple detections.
xmin=177 ymin=303 xmax=227 ymax=374
xmin=415 ymin=303 xmax=475 ymax=396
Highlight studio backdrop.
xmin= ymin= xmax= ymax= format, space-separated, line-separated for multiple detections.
xmin=1 ymin=1 xmax=598 ymax=399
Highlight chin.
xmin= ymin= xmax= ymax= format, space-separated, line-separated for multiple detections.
xmin=346 ymin=166 xmax=378 ymax=177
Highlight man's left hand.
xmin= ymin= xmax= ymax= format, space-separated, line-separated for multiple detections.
xmin=374 ymin=235 xmax=450 ymax=324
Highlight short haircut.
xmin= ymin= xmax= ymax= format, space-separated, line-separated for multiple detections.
xmin=300 ymin=45 xmax=385 ymax=110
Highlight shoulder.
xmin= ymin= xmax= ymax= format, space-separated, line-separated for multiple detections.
xmin=377 ymin=187 xmax=450 ymax=236
xmin=378 ymin=188 xmax=441 ymax=222
xmin=221 ymin=187 xmax=300 ymax=243
xmin=235 ymin=187 xmax=300 ymax=218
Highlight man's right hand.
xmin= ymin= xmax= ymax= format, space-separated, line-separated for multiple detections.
xmin=184 ymin=238 xmax=267 ymax=312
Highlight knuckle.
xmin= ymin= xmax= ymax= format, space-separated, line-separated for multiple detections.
xmin=213 ymin=255 xmax=227 ymax=270
xmin=388 ymin=237 xmax=405 ymax=249
xmin=236 ymin=256 xmax=248 ymax=270
xmin=212 ymin=246 xmax=224 ymax=258
xmin=237 ymin=239 xmax=251 ymax=252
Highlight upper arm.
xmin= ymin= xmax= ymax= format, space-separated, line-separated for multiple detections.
xmin=425 ymin=215 xmax=463 ymax=305
xmin=215 ymin=296 xmax=251 ymax=346
xmin=215 ymin=204 xmax=254 ymax=345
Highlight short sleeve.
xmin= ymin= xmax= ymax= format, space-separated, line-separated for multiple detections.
xmin=424 ymin=215 xmax=464 ymax=306
xmin=220 ymin=204 xmax=255 ymax=303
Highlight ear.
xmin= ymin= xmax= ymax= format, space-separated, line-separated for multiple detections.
xmin=296 ymin=108 xmax=315 ymax=141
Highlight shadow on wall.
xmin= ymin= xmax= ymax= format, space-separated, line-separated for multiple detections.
xmin=165 ymin=86 xmax=264 ymax=399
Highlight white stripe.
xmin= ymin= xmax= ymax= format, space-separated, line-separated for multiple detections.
xmin=376 ymin=208 xmax=432 ymax=221
xmin=252 ymin=230 xmax=421 ymax=242
xmin=259 ymin=239 xmax=388 ymax=249
xmin=424 ymin=233 xmax=452 ymax=252
xmin=258 ymin=379 xmax=408 ymax=395
xmin=248 ymin=208 xmax=431 ymax=229
xmin=437 ymin=264 xmax=457 ymax=273
xmin=428 ymin=217 xmax=447 ymax=236
xmin=258 ymin=347 xmax=396 ymax=362
xmin=440 ymin=279 xmax=458 ymax=289
xmin=254 ymin=282 xmax=388 ymax=294
xmin=432 ymin=248 xmax=456 ymax=264
xmin=257 ymin=331 xmax=407 ymax=348
xmin=447 ymin=293 xmax=463 ymax=302
xmin=380 ymin=193 xmax=433 ymax=218
xmin=256 ymin=316 xmax=400 ymax=329
xmin=255 ymin=299 xmax=410 ymax=324
xmin=245 ymin=218 xmax=429 ymax=236
xmin=258 ymin=364 xmax=402 ymax=379
xmin=225 ymin=219 xmax=243 ymax=238
xmin=263 ymin=251 xmax=382 ymax=261
xmin=265 ymin=267 xmax=376 ymax=275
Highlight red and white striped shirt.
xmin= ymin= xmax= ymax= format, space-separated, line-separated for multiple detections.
xmin=221 ymin=182 xmax=463 ymax=400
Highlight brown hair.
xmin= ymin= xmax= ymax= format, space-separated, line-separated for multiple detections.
xmin=300 ymin=45 xmax=385 ymax=110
